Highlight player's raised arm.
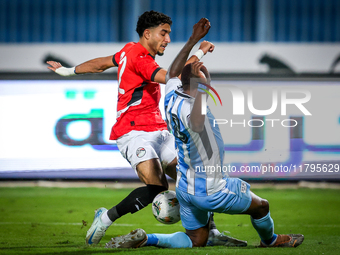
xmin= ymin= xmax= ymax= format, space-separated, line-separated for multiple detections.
xmin=46 ymin=55 xmax=116 ymax=76
xmin=167 ymin=18 xmax=214 ymax=80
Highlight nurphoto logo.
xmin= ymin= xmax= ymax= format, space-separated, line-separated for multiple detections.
xmin=200 ymin=83 xmax=312 ymax=128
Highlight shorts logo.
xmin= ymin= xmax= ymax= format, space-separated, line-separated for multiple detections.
xmin=241 ymin=182 xmax=247 ymax=194
xmin=136 ymin=147 xmax=146 ymax=158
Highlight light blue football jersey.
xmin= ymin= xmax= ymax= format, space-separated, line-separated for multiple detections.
xmin=164 ymin=78 xmax=227 ymax=196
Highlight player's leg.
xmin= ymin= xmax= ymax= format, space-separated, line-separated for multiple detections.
xmin=163 ymin=157 xmax=177 ymax=180
xmin=138 ymin=187 xmax=210 ymax=248
xmin=185 ymin=224 xmax=210 ymax=247
xmin=107 ymin=132 xmax=169 ymax=220
xmin=185 ymin=181 xmax=248 ymax=247
xmin=241 ymin=191 xmax=277 ymax=245
xmin=136 ymin=158 xmax=168 ymax=186
xmin=166 ymin=187 xmax=210 ymax=247
xmin=220 ymin=178 xmax=280 ymax=245
xmin=86 ymin=131 xmax=168 ymax=245
xmin=145 ymin=191 xmax=210 ymax=248
xmin=107 ymin=130 xmax=180 ymax=223
xmin=159 ymin=130 xmax=177 ymax=180
xmin=142 ymin=223 xmax=209 ymax=248
xmin=243 ymin=191 xmax=304 ymax=247
xmin=106 ymin=187 xmax=209 ymax=249
xmin=106 ymin=228 xmax=194 ymax=249
xmin=106 ymin=158 xmax=168 ymax=221
xmin=206 ymin=212 xmax=247 ymax=247
xmin=243 ymin=191 xmax=269 ymax=219
xmin=107 ymin=131 xmax=170 ymax=221
xmin=223 ymin=178 xmax=304 ymax=248
xmin=86 ymin=169 xmax=167 ymax=245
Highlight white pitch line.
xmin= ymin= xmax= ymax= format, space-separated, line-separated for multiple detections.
xmin=0 ymin=222 xmax=82 ymax=225
xmin=112 ymin=223 xmax=135 ymax=226
xmin=0 ymin=222 xmax=134 ymax=226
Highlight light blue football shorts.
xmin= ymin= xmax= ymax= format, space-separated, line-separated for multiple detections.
xmin=176 ymin=178 xmax=252 ymax=230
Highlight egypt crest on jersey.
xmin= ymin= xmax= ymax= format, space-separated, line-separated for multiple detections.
xmin=136 ymin=147 xmax=146 ymax=158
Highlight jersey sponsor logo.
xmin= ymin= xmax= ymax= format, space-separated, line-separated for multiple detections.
xmin=136 ymin=147 xmax=146 ymax=158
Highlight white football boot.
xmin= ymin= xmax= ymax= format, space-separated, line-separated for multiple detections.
xmin=85 ymin=207 xmax=109 ymax=245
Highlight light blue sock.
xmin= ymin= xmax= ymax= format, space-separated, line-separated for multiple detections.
xmin=251 ymin=212 xmax=277 ymax=244
xmin=145 ymin=232 xmax=193 ymax=248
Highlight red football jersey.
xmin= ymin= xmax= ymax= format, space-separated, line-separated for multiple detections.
xmin=110 ymin=42 xmax=167 ymax=140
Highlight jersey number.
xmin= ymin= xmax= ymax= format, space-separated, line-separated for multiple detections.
xmin=118 ymin=52 xmax=127 ymax=94
xmin=171 ymin=114 xmax=188 ymax=143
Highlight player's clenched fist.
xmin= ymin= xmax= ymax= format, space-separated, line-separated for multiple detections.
xmin=191 ymin=18 xmax=211 ymax=42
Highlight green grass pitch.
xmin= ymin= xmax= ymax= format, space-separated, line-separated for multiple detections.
xmin=0 ymin=186 xmax=339 ymax=254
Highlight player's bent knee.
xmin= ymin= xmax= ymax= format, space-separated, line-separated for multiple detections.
xmin=136 ymin=159 xmax=168 ymax=187
xmin=246 ymin=194 xmax=270 ymax=219
xmin=254 ymin=199 xmax=269 ymax=218
xmin=261 ymin=199 xmax=269 ymax=212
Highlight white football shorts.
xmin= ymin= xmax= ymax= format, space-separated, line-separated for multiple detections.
xmin=116 ymin=130 xmax=177 ymax=171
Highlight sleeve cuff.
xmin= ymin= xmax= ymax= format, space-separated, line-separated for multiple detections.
xmin=112 ymin=54 xmax=118 ymax=66
xmin=151 ymin=67 xmax=162 ymax=82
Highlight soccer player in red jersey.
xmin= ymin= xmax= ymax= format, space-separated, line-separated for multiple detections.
xmin=47 ymin=11 xmax=245 ymax=247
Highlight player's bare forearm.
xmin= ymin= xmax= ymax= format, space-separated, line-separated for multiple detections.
xmin=46 ymin=55 xmax=115 ymax=75
xmin=168 ymin=39 xmax=198 ymax=79
xmin=74 ymin=56 xmax=115 ymax=74
xmin=155 ymin=40 xmax=199 ymax=83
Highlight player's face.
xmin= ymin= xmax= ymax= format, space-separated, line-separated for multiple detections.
xmin=149 ymin=23 xmax=171 ymax=56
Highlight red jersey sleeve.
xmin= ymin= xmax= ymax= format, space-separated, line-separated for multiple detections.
xmin=134 ymin=55 xmax=162 ymax=82
xmin=112 ymin=52 xmax=120 ymax=66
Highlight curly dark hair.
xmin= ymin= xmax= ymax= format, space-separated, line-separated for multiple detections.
xmin=136 ymin=10 xmax=172 ymax=37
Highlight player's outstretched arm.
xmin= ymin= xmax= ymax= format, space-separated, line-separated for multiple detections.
xmin=167 ymin=18 xmax=213 ymax=79
xmin=46 ymin=55 xmax=116 ymax=76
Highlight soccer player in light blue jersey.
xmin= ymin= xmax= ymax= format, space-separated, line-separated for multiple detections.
xmin=106 ymin=18 xmax=304 ymax=250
